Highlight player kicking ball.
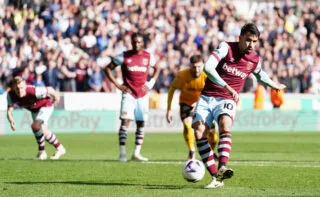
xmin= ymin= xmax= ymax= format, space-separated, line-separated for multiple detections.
xmin=192 ymin=23 xmax=286 ymax=189
xmin=6 ymin=76 xmax=66 ymax=160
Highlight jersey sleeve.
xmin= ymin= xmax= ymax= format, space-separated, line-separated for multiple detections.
xmin=112 ymin=52 xmax=124 ymax=66
xmin=253 ymin=60 xmax=262 ymax=74
xmin=253 ymin=60 xmax=278 ymax=89
xmin=212 ymin=42 xmax=229 ymax=61
xmin=167 ymin=73 xmax=182 ymax=111
xmin=35 ymin=87 xmax=48 ymax=99
xmin=203 ymin=42 xmax=229 ymax=87
xmin=204 ymin=55 xmax=227 ymax=87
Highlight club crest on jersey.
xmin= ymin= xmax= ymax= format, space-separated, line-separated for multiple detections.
xmin=127 ymin=59 xmax=132 ymax=63
xmin=142 ymin=58 xmax=148 ymax=66
xmin=247 ymin=62 xmax=254 ymax=70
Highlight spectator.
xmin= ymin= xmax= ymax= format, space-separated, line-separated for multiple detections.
xmin=32 ymin=64 xmax=46 ymax=87
xmin=43 ymin=60 xmax=59 ymax=90
xmin=75 ymin=58 xmax=88 ymax=92
xmin=254 ymin=84 xmax=265 ymax=110
xmin=0 ymin=0 xmax=319 ymax=95
xmin=60 ymin=59 xmax=76 ymax=92
xmin=88 ymin=63 xmax=104 ymax=92
xmin=270 ymin=75 xmax=285 ymax=108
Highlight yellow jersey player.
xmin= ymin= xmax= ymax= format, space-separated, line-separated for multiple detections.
xmin=166 ymin=55 xmax=218 ymax=160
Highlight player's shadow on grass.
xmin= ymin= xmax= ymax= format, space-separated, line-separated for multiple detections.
xmin=5 ymin=181 xmax=200 ymax=189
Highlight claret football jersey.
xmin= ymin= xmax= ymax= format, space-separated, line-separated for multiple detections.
xmin=113 ymin=50 xmax=156 ymax=98
xmin=202 ymin=42 xmax=261 ymax=100
xmin=7 ymin=86 xmax=53 ymax=112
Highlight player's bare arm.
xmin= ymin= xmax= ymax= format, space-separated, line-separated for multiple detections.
xmin=6 ymin=107 xmax=16 ymax=131
xmin=166 ymin=110 xmax=173 ymax=123
xmin=105 ymin=62 xmax=132 ymax=94
xmin=144 ymin=63 xmax=160 ymax=91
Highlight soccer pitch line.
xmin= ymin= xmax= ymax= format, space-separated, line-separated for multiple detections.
xmin=144 ymin=161 xmax=320 ymax=168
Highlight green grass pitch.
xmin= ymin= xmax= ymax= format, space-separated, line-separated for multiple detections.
xmin=1 ymin=132 xmax=320 ymax=197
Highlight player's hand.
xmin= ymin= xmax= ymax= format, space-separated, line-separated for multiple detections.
xmin=119 ymin=85 xmax=132 ymax=94
xmin=225 ymin=85 xmax=239 ymax=102
xmin=166 ymin=110 xmax=172 ymax=123
xmin=10 ymin=121 xmax=16 ymax=131
xmin=276 ymin=84 xmax=286 ymax=91
xmin=142 ymin=84 xmax=150 ymax=92
xmin=53 ymin=92 xmax=60 ymax=105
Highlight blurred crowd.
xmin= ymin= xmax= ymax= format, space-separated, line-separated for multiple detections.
xmin=0 ymin=0 xmax=319 ymax=94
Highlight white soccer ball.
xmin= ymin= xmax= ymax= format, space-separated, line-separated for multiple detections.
xmin=182 ymin=159 xmax=205 ymax=182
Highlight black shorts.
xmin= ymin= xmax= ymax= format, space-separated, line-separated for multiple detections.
xmin=179 ymin=103 xmax=194 ymax=121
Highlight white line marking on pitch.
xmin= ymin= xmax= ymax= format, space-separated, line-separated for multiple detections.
xmin=143 ymin=161 xmax=320 ymax=168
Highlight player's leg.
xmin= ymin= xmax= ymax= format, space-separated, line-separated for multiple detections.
xmin=214 ymin=98 xmax=237 ymax=181
xmin=131 ymin=94 xmax=149 ymax=161
xmin=36 ymin=107 xmax=66 ymax=160
xmin=207 ymin=122 xmax=219 ymax=161
xmin=132 ymin=121 xmax=148 ymax=161
xmin=30 ymin=117 xmax=47 ymax=160
xmin=192 ymin=95 xmax=223 ymax=189
xmin=119 ymin=119 xmax=131 ymax=162
xmin=42 ymin=124 xmax=66 ymax=160
xmin=216 ymin=115 xmax=234 ymax=180
xmin=118 ymin=93 xmax=135 ymax=162
xmin=180 ymin=103 xmax=195 ymax=160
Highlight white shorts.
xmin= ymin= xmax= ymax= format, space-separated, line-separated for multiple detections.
xmin=120 ymin=93 xmax=149 ymax=121
xmin=192 ymin=95 xmax=236 ymax=128
xmin=31 ymin=106 xmax=54 ymax=125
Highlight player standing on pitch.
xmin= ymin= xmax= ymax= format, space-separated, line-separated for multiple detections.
xmin=192 ymin=23 xmax=286 ymax=188
xmin=105 ymin=32 xmax=160 ymax=162
xmin=6 ymin=76 xmax=66 ymax=160
xmin=166 ymin=55 xmax=219 ymax=160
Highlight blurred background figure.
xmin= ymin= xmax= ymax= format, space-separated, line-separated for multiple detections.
xmin=254 ymin=84 xmax=266 ymax=110
xmin=270 ymin=75 xmax=285 ymax=109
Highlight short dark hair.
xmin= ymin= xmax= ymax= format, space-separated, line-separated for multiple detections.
xmin=240 ymin=23 xmax=260 ymax=37
xmin=131 ymin=32 xmax=144 ymax=41
xmin=190 ymin=55 xmax=203 ymax=64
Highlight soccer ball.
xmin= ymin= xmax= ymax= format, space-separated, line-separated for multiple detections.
xmin=182 ymin=159 xmax=205 ymax=182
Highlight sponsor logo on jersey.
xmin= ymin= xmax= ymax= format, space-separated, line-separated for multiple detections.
xmin=128 ymin=65 xmax=147 ymax=72
xmin=222 ymin=63 xmax=248 ymax=79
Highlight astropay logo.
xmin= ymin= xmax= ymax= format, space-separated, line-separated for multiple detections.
xmin=222 ymin=64 xmax=247 ymax=79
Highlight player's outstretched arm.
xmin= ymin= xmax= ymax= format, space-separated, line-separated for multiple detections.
xmin=7 ymin=107 xmax=16 ymax=131
xmin=253 ymin=66 xmax=286 ymax=91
